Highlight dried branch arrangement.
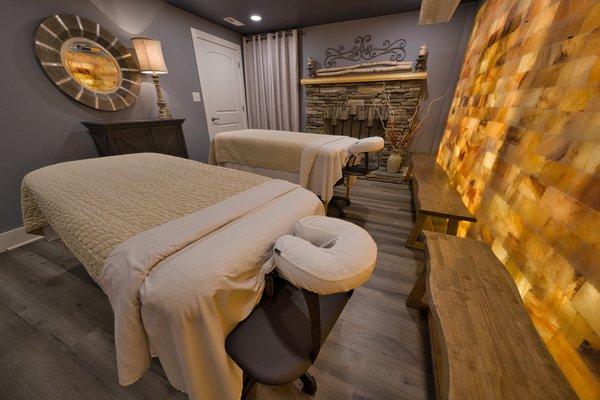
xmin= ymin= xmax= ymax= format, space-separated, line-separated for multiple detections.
xmin=375 ymin=84 xmax=448 ymax=152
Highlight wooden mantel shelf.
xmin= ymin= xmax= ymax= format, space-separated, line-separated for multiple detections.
xmin=300 ymin=71 xmax=427 ymax=85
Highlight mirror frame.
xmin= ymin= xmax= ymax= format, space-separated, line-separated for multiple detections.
xmin=34 ymin=14 xmax=140 ymax=111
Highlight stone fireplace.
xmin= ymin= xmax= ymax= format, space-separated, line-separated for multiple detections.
xmin=301 ymin=72 xmax=427 ymax=181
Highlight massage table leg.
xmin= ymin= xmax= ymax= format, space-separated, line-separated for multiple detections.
xmin=344 ymin=176 xmax=357 ymax=205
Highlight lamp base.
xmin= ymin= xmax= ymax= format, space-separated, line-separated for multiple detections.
xmin=151 ymin=74 xmax=172 ymax=120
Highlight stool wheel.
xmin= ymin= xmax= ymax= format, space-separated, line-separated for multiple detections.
xmin=300 ymin=372 xmax=317 ymax=396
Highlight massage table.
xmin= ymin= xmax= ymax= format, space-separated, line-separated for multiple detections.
xmin=21 ymin=153 xmax=325 ymax=400
xmin=209 ymin=129 xmax=384 ymax=207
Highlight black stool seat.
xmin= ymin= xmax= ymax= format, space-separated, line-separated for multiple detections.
xmin=226 ymin=283 xmax=351 ymax=386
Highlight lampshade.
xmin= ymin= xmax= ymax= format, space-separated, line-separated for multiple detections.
xmin=131 ymin=37 xmax=168 ymax=75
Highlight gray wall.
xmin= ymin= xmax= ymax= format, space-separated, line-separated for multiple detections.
xmin=0 ymin=0 xmax=240 ymax=233
xmin=300 ymin=2 xmax=478 ymax=153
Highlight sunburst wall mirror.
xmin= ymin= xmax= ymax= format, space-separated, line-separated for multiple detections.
xmin=34 ymin=14 xmax=140 ymax=111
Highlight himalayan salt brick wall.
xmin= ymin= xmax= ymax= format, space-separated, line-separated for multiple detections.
xmin=436 ymin=0 xmax=600 ymax=398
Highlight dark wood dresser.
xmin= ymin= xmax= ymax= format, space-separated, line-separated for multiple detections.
xmin=82 ymin=119 xmax=188 ymax=158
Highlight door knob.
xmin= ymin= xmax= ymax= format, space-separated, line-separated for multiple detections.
xmin=211 ymin=116 xmax=220 ymax=123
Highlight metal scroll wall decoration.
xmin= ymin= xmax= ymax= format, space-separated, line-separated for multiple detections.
xmin=34 ymin=14 xmax=140 ymax=111
xmin=324 ymin=35 xmax=406 ymax=68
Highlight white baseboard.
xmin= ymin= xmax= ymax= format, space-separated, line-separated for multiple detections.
xmin=0 ymin=226 xmax=44 ymax=252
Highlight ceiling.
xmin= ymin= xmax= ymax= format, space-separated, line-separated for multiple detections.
xmin=164 ymin=0 xmax=476 ymax=35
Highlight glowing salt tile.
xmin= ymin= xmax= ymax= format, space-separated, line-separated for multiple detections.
xmin=558 ymin=86 xmax=596 ymax=112
xmin=539 ymin=186 xmax=579 ymax=223
xmin=503 ymin=107 xmax=524 ymax=126
xmin=518 ymin=52 xmax=537 ymax=73
xmin=525 ymin=293 xmax=559 ymax=343
xmin=538 ymin=87 xmax=563 ymax=109
xmin=564 ymin=314 xmax=595 ymax=350
xmin=522 ymin=230 xmax=555 ymax=269
xmin=571 ymin=208 xmax=600 ymax=245
xmin=558 ymin=56 xmax=597 ymax=87
xmin=571 ymin=282 xmax=600 ymax=335
xmin=546 ymin=331 xmax=600 ymax=399
xmin=540 ymin=217 xmax=569 ymax=245
xmin=568 ymin=140 xmax=600 ymax=174
xmin=580 ymin=2 xmax=600 ymax=34
xmin=537 ymin=135 xmax=573 ymax=161
xmin=541 ymin=252 xmax=582 ymax=296
xmin=588 ymin=58 xmax=600 ymax=82
xmin=482 ymin=151 xmax=497 ymax=169
xmin=448 ymin=146 xmax=458 ymax=161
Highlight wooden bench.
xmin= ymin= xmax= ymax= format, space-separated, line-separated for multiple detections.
xmin=405 ymin=154 xmax=476 ymax=249
xmin=407 ymin=232 xmax=577 ymax=399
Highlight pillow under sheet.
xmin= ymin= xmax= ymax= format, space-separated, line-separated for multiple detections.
xmin=273 ymin=216 xmax=377 ymax=295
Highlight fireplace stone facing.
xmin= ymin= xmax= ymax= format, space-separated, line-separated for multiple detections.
xmin=303 ymin=75 xmax=426 ymax=182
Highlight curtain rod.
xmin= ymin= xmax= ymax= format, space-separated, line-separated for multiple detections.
xmin=243 ymin=29 xmax=304 ymax=41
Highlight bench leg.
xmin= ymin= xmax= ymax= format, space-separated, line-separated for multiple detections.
xmin=403 ymin=163 xmax=413 ymax=184
xmin=300 ymin=372 xmax=317 ymax=395
xmin=406 ymin=268 xmax=428 ymax=310
xmin=447 ymin=218 xmax=459 ymax=236
xmin=406 ymin=213 xmax=426 ymax=250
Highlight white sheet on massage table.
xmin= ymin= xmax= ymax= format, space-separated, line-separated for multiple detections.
xmin=220 ymin=136 xmax=357 ymax=202
xmin=101 ymin=180 xmax=324 ymax=400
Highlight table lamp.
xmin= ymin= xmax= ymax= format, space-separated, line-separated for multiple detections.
xmin=131 ymin=37 xmax=172 ymax=119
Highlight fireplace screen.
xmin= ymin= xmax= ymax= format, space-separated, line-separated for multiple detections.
xmin=324 ymin=105 xmax=389 ymax=136
xmin=324 ymin=106 xmax=388 ymax=170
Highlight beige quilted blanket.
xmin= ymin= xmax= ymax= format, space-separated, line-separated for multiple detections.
xmin=209 ymin=129 xmax=335 ymax=173
xmin=102 ymin=179 xmax=324 ymax=399
xmin=21 ymin=153 xmax=268 ymax=280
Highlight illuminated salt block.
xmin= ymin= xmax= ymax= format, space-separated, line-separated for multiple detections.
xmin=589 ymin=58 xmax=600 ymax=82
xmin=525 ymin=293 xmax=559 ymax=343
xmin=482 ymin=151 xmax=497 ymax=169
xmin=517 ymin=53 xmax=537 ymax=73
xmin=539 ymin=186 xmax=579 ymax=224
xmin=558 ymin=85 xmax=596 ymax=112
xmin=541 ymin=252 xmax=581 ymax=297
xmin=557 ymin=56 xmax=597 ymax=87
xmin=573 ymin=208 xmax=600 ymax=244
xmin=571 ymin=282 xmax=600 ymax=335
xmin=540 ymin=217 xmax=569 ymax=245
xmin=570 ymin=140 xmax=600 ymax=174
xmin=546 ymin=329 xmax=600 ymax=400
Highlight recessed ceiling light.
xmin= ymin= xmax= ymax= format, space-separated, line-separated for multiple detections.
xmin=250 ymin=15 xmax=262 ymax=22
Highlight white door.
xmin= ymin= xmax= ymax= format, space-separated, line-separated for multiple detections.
xmin=191 ymin=28 xmax=247 ymax=139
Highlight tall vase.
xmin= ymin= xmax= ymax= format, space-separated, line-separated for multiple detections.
xmin=386 ymin=151 xmax=403 ymax=173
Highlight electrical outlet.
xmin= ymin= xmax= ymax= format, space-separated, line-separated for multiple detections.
xmin=192 ymin=92 xmax=202 ymax=102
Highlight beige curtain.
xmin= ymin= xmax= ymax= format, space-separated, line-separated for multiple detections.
xmin=243 ymin=29 xmax=300 ymax=131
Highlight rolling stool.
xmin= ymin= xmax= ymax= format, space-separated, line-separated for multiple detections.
xmin=226 ymin=216 xmax=378 ymax=399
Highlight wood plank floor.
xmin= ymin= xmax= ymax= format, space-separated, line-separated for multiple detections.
xmin=0 ymin=179 xmax=433 ymax=400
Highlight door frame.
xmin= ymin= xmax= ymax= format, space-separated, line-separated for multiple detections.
xmin=190 ymin=28 xmax=248 ymax=139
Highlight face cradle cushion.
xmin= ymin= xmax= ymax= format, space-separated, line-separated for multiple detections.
xmin=273 ymin=216 xmax=378 ymax=295
xmin=349 ymin=136 xmax=385 ymax=154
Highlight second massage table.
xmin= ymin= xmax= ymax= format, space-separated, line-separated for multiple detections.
xmin=209 ymin=129 xmax=384 ymax=205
